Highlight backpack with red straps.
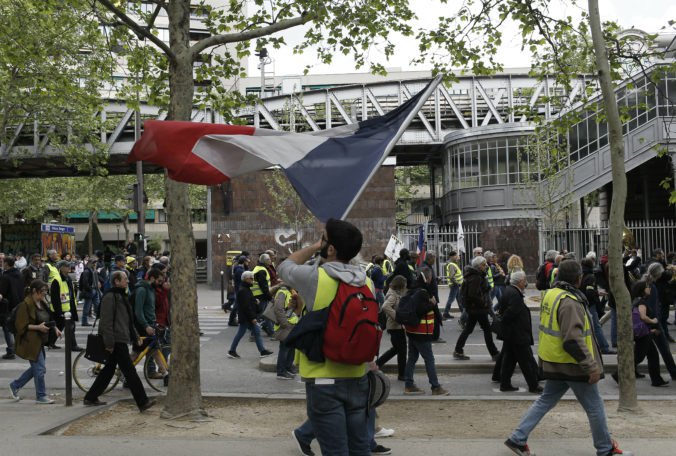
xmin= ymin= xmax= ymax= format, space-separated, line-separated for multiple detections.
xmin=322 ymin=281 xmax=382 ymax=365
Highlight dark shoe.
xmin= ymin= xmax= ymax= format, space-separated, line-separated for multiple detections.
xmin=288 ymin=365 xmax=299 ymax=375
xmin=139 ymin=399 xmax=156 ymax=412
xmin=491 ymin=377 xmax=500 ymax=383
xmin=71 ymin=346 xmax=84 ymax=352
xmin=292 ymin=429 xmax=315 ymax=456
xmin=635 ymin=372 xmax=646 ymax=379
xmin=83 ymin=399 xmax=107 ymax=406
xmin=228 ymin=322 xmax=239 ymax=327
xmin=491 ymin=353 xmax=500 ymax=361
xmin=371 ymin=444 xmax=392 ymax=455
xmin=442 ymin=312 xmax=452 ymax=320
xmin=528 ymin=386 xmax=544 ymax=394
xmin=227 ymin=351 xmax=240 ymax=359
xmin=49 ymin=344 xmax=61 ymax=349
xmin=431 ymin=386 xmax=449 ymax=396
xmin=453 ymin=351 xmax=470 ymax=360
xmin=260 ymin=349 xmax=274 ymax=358
xmin=276 ymin=372 xmax=294 ymax=380
xmin=403 ymin=385 xmax=425 ymax=395
xmin=651 ymin=379 xmax=669 ymax=387
xmin=504 ymin=438 xmax=534 ymax=456
xmin=500 ymin=385 xmax=519 ymax=392
xmin=2 ymin=353 xmax=15 ymax=360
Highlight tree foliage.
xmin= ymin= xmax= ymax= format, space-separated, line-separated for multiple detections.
xmin=263 ymin=169 xmax=316 ymax=243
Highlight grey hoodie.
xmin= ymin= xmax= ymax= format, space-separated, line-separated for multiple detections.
xmin=277 ymin=259 xmax=367 ymax=311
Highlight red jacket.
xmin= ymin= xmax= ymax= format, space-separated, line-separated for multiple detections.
xmin=155 ymin=285 xmax=170 ymax=328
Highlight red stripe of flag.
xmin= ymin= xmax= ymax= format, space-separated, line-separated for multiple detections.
xmin=128 ymin=120 xmax=255 ymax=185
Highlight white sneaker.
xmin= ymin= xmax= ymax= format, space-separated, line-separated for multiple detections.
xmin=9 ymin=385 xmax=20 ymax=401
xmin=374 ymin=427 xmax=395 ymax=438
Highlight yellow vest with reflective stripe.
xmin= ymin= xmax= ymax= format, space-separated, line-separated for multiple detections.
xmin=49 ymin=274 xmax=71 ymax=313
xmin=251 ymin=265 xmax=270 ymax=297
xmin=273 ymin=288 xmax=299 ymax=331
xmin=382 ymin=259 xmax=393 ymax=275
xmin=298 ymin=268 xmax=370 ymax=379
xmin=445 ymin=262 xmax=463 ymax=286
xmin=487 ymin=266 xmax=494 ymax=289
xmin=45 ymin=263 xmax=59 ymax=285
xmin=538 ymin=287 xmax=594 ymax=364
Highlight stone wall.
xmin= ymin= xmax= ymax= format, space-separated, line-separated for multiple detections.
xmin=209 ymin=167 xmax=396 ymax=285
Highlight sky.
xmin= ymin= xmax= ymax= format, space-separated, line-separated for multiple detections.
xmin=248 ymin=0 xmax=676 ymax=77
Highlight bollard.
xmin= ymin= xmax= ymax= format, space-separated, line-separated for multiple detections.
xmin=220 ymin=270 xmax=225 ymax=308
xmin=64 ymin=312 xmax=73 ymax=407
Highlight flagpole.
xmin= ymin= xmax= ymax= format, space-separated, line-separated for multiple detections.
xmin=339 ymin=75 xmax=443 ymax=220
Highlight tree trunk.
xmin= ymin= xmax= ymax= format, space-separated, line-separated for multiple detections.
xmin=160 ymin=0 xmax=203 ymax=419
xmin=587 ymin=0 xmax=638 ymax=412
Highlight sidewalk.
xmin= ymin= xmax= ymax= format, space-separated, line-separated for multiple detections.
xmin=0 ymin=397 xmax=672 ymax=455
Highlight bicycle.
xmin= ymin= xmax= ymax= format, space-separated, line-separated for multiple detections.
xmin=72 ymin=330 xmax=171 ymax=394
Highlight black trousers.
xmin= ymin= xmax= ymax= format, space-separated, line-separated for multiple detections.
xmin=635 ymin=334 xmax=663 ymax=384
xmin=454 ymin=312 xmax=498 ymax=356
xmin=498 ymin=342 xmax=539 ymax=390
xmin=84 ymin=343 xmax=149 ymax=407
xmin=376 ymin=329 xmax=407 ymax=377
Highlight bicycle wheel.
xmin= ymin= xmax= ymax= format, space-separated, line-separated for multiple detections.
xmin=143 ymin=347 xmax=171 ymax=393
xmin=72 ymin=351 xmax=120 ymax=394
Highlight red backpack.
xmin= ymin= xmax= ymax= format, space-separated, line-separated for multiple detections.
xmin=322 ymin=282 xmax=382 ymax=365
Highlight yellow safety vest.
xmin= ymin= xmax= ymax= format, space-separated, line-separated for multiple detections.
xmin=273 ymin=288 xmax=299 ymax=331
xmin=382 ymin=259 xmax=393 ymax=275
xmin=538 ymin=287 xmax=595 ymax=364
xmin=487 ymin=266 xmax=494 ymax=289
xmin=49 ymin=274 xmax=71 ymax=313
xmin=250 ymin=265 xmax=270 ymax=297
xmin=445 ymin=262 xmax=463 ymax=286
xmin=45 ymin=262 xmax=59 ymax=285
xmin=298 ymin=268 xmax=372 ymax=379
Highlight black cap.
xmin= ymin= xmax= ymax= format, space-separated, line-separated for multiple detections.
xmin=114 ymin=254 xmax=125 ymax=263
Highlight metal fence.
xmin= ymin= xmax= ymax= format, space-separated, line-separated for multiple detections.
xmin=539 ymin=219 xmax=676 ymax=260
xmin=397 ymin=223 xmax=482 ymax=282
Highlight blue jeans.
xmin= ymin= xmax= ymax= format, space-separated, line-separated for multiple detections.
xmin=82 ymin=294 xmax=94 ymax=324
xmin=296 ymin=406 xmax=378 ymax=452
xmin=510 ymin=380 xmax=612 ymax=455
xmin=276 ymin=341 xmax=294 ymax=375
xmin=2 ymin=320 xmax=15 ymax=355
xmin=11 ymin=348 xmax=47 ymax=400
xmin=589 ymin=306 xmax=610 ymax=352
xmin=230 ymin=321 xmax=266 ymax=353
xmin=444 ymin=285 xmax=460 ymax=314
xmin=305 ymin=376 xmax=370 ymax=456
xmin=404 ymin=337 xmax=440 ymax=389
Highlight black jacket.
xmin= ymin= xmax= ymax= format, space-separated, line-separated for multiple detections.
xmin=498 ymin=285 xmax=533 ymax=346
xmin=387 ymin=258 xmax=415 ymax=288
xmin=236 ymin=282 xmax=258 ymax=322
xmin=22 ymin=265 xmax=43 ymax=291
xmin=461 ymin=267 xmax=491 ymax=314
xmin=580 ymin=267 xmax=601 ymax=311
xmin=79 ymin=267 xmax=95 ymax=297
xmin=0 ymin=267 xmax=24 ymax=317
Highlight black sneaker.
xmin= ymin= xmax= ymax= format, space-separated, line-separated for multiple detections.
xmin=277 ymin=372 xmax=294 ymax=380
xmin=227 ymin=351 xmax=241 ymax=359
xmin=291 ymin=429 xmax=315 ymax=456
xmin=453 ymin=351 xmax=470 ymax=360
xmin=371 ymin=444 xmax=392 ymax=455
xmin=2 ymin=353 xmax=16 ymax=360
xmin=504 ymin=438 xmax=534 ymax=456
xmin=260 ymin=349 xmax=274 ymax=358
xmin=500 ymin=385 xmax=519 ymax=392
xmin=139 ymin=399 xmax=156 ymax=412
xmin=528 ymin=385 xmax=544 ymax=394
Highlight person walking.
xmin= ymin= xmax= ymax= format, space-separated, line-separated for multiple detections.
xmin=278 ymin=218 xmax=374 ymax=455
xmin=402 ymin=269 xmax=449 ymax=396
xmin=442 ymin=251 xmax=463 ymax=320
xmin=79 ymin=259 xmax=97 ymax=326
xmin=504 ymin=260 xmax=632 ymax=456
xmin=453 ymin=256 xmax=499 ymax=360
xmin=83 ymin=271 xmax=155 ymax=411
xmin=272 ymin=286 xmax=302 ymax=379
xmin=227 ymin=270 xmax=273 ymax=359
xmin=9 ymin=279 xmax=61 ymax=404
xmin=1 ymin=256 xmax=24 ymax=359
xmin=49 ymin=260 xmax=82 ymax=352
xmin=494 ymin=271 xmax=541 ymax=393
xmin=376 ymin=275 xmax=408 ymax=380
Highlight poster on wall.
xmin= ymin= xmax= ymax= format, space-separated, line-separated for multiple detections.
xmin=41 ymin=224 xmax=75 ymax=259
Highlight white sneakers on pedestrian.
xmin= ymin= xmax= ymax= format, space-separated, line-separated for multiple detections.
xmin=35 ymin=397 xmax=55 ymax=404
xmin=374 ymin=427 xmax=395 ymax=438
xmin=9 ymin=385 xmax=20 ymax=401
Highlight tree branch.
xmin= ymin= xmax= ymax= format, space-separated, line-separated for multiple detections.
xmin=190 ymin=12 xmax=312 ymax=59
xmin=96 ymin=0 xmax=175 ymax=61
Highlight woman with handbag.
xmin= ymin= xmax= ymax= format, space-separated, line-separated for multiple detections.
xmin=83 ymin=271 xmax=156 ymax=410
xmin=10 ymin=280 xmax=61 ymax=404
xmin=612 ymin=280 xmax=668 ymax=387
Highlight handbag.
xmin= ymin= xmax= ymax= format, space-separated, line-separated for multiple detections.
xmin=84 ymin=318 xmax=109 ymax=364
xmin=490 ymin=314 xmax=504 ymax=340
xmin=631 ymin=307 xmax=651 ymax=339
xmin=262 ymin=300 xmax=278 ymax=323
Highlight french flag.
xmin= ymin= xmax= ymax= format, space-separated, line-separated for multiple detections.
xmin=128 ymin=76 xmax=441 ymax=222
xmin=416 ymin=223 xmax=426 ymax=266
